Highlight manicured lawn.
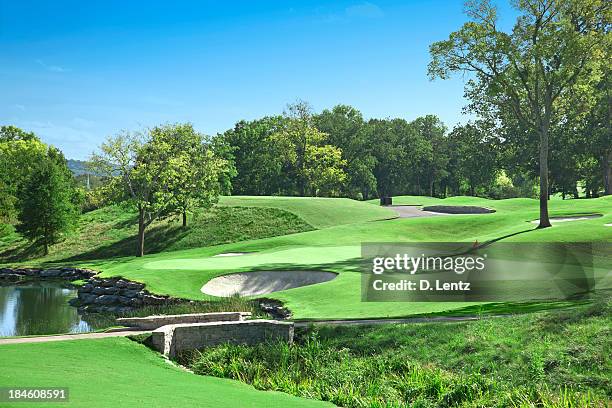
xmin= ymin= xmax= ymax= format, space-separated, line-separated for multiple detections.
xmin=0 ymin=337 xmax=331 ymax=408
xmin=219 ymin=196 xmax=397 ymax=228
xmin=3 ymin=195 xmax=610 ymax=319
xmin=83 ymin=196 xmax=612 ymax=320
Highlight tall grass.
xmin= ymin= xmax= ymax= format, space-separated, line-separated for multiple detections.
xmin=183 ymin=296 xmax=611 ymax=407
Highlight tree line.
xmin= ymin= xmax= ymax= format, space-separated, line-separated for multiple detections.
xmin=221 ymin=96 xmax=608 ymax=202
xmin=1 ymin=0 xmax=608 ymax=255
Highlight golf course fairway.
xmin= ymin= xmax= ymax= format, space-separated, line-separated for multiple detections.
xmin=78 ymin=195 xmax=612 ymax=320
xmin=0 ymin=338 xmax=331 ymax=407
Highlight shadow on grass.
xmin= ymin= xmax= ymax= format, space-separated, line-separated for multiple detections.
xmin=58 ymin=224 xmax=191 ymax=262
xmin=0 ymin=240 xmax=46 ymax=263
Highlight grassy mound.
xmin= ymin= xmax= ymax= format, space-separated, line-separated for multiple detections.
xmin=184 ymin=297 xmax=611 ymax=407
xmin=87 ymin=195 xmax=611 ymax=319
xmin=0 ymin=204 xmax=314 ymax=264
xmin=0 ymin=337 xmax=330 ymax=408
xmin=219 ymin=196 xmax=397 ymax=228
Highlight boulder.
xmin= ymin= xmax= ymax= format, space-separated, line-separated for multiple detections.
xmin=94 ymin=295 xmax=120 ymax=305
xmin=120 ymin=289 xmax=141 ymax=298
xmin=80 ymin=283 xmax=94 ymax=293
xmin=40 ymin=269 xmax=62 ymax=277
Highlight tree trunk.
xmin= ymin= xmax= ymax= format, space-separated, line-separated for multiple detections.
xmin=538 ymin=123 xmax=552 ymax=228
xmin=429 ymin=179 xmax=434 ymax=197
xmin=604 ymin=150 xmax=611 ymax=195
xmin=182 ymin=210 xmax=187 ymax=227
xmin=137 ymin=208 xmax=145 ymax=257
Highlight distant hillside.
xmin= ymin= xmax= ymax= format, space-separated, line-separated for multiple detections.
xmin=67 ymin=159 xmax=92 ymax=176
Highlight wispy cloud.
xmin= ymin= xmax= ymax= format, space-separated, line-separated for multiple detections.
xmin=35 ymin=59 xmax=69 ymax=73
xmin=13 ymin=104 xmax=26 ymax=111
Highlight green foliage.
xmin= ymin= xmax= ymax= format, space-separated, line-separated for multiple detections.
xmin=446 ymin=123 xmax=498 ymax=196
xmin=185 ymin=298 xmax=611 ymax=407
xmin=15 ymin=149 xmax=78 ymax=254
xmin=0 ymin=125 xmax=38 ymax=142
xmin=0 ymin=133 xmax=48 ymax=219
xmin=90 ymin=123 xmax=230 ymax=256
xmin=314 ymin=105 xmax=377 ymax=199
xmin=221 ymin=116 xmax=291 ymax=195
xmin=429 ymin=0 xmax=610 ymax=224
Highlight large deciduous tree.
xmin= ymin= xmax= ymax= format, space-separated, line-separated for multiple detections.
xmin=221 ymin=116 xmax=290 ymax=195
xmin=314 ymin=105 xmax=377 ymax=199
xmin=162 ymin=125 xmax=229 ymax=227
xmin=429 ymin=0 xmax=609 ymax=227
xmin=271 ymin=100 xmax=347 ymax=196
xmin=0 ymin=128 xmax=47 ymax=221
xmin=91 ymin=123 xmax=228 ymax=257
xmin=447 ymin=123 xmax=498 ymax=196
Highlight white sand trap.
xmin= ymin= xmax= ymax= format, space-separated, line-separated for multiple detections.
xmin=530 ymin=214 xmax=603 ymax=224
xmin=201 ymin=271 xmax=338 ymax=297
xmin=213 ymin=252 xmax=250 ymax=257
xmin=605 ymin=223 xmax=612 ymax=227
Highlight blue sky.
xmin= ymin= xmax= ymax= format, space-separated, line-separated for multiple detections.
xmin=0 ymin=0 xmax=516 ymax=159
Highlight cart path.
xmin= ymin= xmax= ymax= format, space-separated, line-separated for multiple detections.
xmin=0 ymin=330 xmax=151 ymax=345
xmin=0 ymin=315 xmax=505 ymax=345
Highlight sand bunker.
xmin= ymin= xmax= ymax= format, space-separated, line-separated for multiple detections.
xmin=388 ymin=205 xmax=446 ymax=218
xmin=422 ymin=205 xmax=495 ymax=214
xmin=213 ymin=252 xmax=250 ymax=257
xmin=201 ymin=271 xmax=338 ymax=297
xmin=530 ymin=214 xmax=603 ymax=224
xmin=605 ymin=223 xmax=612 ymax=227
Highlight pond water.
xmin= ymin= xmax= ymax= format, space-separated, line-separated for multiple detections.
xmin=0 ymin=281 xmax=97 ymax=337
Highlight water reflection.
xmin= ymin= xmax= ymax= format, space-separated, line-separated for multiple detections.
xmin=0 ymin=281 xmax=95 ymax=337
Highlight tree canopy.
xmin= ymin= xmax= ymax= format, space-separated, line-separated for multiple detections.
xmin=429 ymin=0 xmax=610 ymax=227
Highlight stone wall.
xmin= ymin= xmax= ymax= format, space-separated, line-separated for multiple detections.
xmin=0 ymin=267 xmax=97 ymax=281
xmin=151 ymin=320 xmax=294 ymax=358
xmin=116 ymin=312 xmax=251 ymax=330
xmin=72 ymin=277 xmax=176 ymax=314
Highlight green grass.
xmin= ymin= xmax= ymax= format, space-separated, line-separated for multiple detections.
xmin=219 ymin=196 xmax=397 ymax=228
xmin=0 ymin=204 xmax=314 ymax=263
xmin=2 ymin=195 xmax=611 ymax=320
xmin=183 ymin=296 xmax=611 ymax=407
xmin=82 ymin=195 xmax=611 ymax=320
xmin=0 ymin=337 xmax=331 ymax=407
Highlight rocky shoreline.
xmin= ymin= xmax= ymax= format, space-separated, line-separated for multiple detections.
xmin=0 ymin=266 xmax=290 ymax=318
xmin=72 ymin=277 xmax=176 ymax=313
xmin=0 ymin=267 xmax=176 ymax=314
xmin=0 ymin=266 xmax=97 ymax=281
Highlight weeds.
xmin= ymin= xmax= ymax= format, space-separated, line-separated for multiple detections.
xmin=183 ymin=297 xmax=611 ymax=407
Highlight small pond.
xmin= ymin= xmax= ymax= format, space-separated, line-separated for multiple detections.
xmin=0 ymin=281 xmax=98 ymax=337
